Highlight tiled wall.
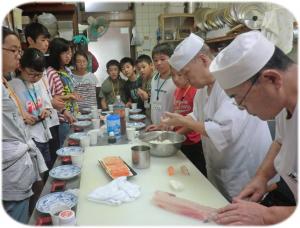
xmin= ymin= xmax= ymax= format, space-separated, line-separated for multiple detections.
xmin=134 ymin=2 xmax=167 ymax=57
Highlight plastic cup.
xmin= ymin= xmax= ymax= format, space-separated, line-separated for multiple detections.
xmin=71 ymin=152 xmax=83 ymax=168
xmin=80 ymin=135 xmax=90 ymax=149
xmin=91 ymin=109 xmax=98 ymax=119
xmin=49 ymin=202 xmax=70 ymax=226
xmin=92 ymin=119 xmax=100 ymax=129
xmin=59 ymin=209 xmax=76 ymax=226
xmin=131 ymin=103 xmax=137 ymax=109
xmin=88 ymin=129 xmax=98 ymax=146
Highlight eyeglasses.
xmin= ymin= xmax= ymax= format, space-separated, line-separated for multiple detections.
xmin=24 ymin=68 xmax=43 ymax=78
xmin=233 ymin=74 xmax=260 ymax=110
xmin=2 ymin=47 xmax=23 ymax=56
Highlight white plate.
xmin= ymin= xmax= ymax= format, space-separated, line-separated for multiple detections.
xmin=73 ymin=121 xmax=91 ymax=128
xmin=76 ymin=114 xmax=92 ymax=121
xmin=129 ymin=114 xmax=146 ymax=121
xmin=127 ymin=122 xmax=146 ymax=130
xmin=56 ymin=146 xmax=83 ymax=156
xmin=129 ymin=108 xmax=142 ymax=114
xmin=36 ymin=191 xmax=77 ymax=214
xmin=69 ymin=132 xmax=87 ymax=141
xmin=49 ymin=165 xmax=81 ymax=180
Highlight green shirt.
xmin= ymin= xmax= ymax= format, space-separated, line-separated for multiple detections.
xmin=99 ymin=76 xmax=127 ymax=105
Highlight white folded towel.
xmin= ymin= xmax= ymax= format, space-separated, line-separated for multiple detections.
xmin=87 ymin=176 xmax=141 ymax=205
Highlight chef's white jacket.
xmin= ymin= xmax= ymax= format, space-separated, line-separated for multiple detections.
xmin=189 ymin=81 xmax=272 ymax=200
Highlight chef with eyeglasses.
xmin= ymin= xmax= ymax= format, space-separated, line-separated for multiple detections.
xmin=210 ymin=31 xmax=297 ymax=225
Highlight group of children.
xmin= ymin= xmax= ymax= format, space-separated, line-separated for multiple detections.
xmin=2 ymin=21 xmax=207 ymax=224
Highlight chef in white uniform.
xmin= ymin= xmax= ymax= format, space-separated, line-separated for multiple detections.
xmin=210 ymin=31 xmax=297 ymax=225
xmin=161 ymin=33 xmax=272 ymax=201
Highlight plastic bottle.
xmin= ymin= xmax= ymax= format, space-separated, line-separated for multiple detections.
xmin=113 ymin=95 xmax=126 ymax=135
xmin=106 ymin=114 xmax=121 ymax=138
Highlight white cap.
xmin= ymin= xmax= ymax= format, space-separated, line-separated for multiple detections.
xmin=169 ymin=33 xmax=204 ymax=71
xmin=210 ymin=31 xmax=275 ymax=90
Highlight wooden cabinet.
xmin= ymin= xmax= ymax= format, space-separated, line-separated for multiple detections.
xmin=159 ymin=13 xmax=195 ymax=42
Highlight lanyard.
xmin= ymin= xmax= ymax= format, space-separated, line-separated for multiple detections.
xmin=111 ymin=79 xmax=119 ymax=98
xmin=156 ymin=75 xmax=168 ymax=101
xmin=2 ymin=77 xmax=26 ymax=119
xmin=176 ymin=85 xmax=191 ymax=101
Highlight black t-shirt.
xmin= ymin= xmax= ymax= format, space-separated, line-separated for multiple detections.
xmin=124 ymin=77 xmax=144 ymax=109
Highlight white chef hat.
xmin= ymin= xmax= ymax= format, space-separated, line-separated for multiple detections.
xmin=169 ymin=33 xmax=204 ymax=71
xmin=210 ymin=31 xmax=275 ymax=90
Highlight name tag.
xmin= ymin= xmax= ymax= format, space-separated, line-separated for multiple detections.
xmin=152 ymin=102 xmax=162 ymax=111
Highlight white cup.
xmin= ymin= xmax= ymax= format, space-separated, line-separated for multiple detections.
xmin=91 ymin=109 xmax=98 ymax=119
xmin=88 ymin=129 xmax=98 ymax=146
xmin=71 ymin=152 xmax=83 ymax=168
xmin=97 ymin=109 xmax=102 ymax=115
xmin=49 ymin=202 xmax=70 ymax=226
xmin=59 ymin=209 xmax=76 ymax=226
xmin=80 ymin=135 xmax=90 ymax=149
xmin=131 ymin=103 xmax=137 ymax=109
xmin=108 ymin=104 xmax=114 ymax=112
xmin=127 ymin=127 xmax=139 ymax=142
xmin=92 ymin=118 xmax=100 ymax=129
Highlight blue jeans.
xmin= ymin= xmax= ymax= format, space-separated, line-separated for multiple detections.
xmin=3 ymin=198 xmax=30 ymax=224
xmin=33 ymin=139 xmax=51 ymax=169
xmin=59 ymin=122 xmax=70 ymax=147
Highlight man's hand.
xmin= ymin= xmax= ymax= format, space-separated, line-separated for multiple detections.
xmin=145 ymin=124 xmax=161 ymax=132
xmin=160 ymin=112 xmax=186 ymax=128
xmin=214 ymin=199 xmax=269 ymax=225
xmin=235 ymin=175 xmax=269 ymax=202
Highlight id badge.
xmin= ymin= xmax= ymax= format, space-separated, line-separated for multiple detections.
xmin=152 ymin=101 xmax=162 ymax=111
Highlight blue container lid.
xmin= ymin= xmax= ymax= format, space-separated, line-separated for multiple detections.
xmin=107 ymin=114 xmax=120 ymax=120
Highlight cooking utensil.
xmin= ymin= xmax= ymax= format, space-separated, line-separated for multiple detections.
xmin=131 ymin=145 xmax=151 ymax=169
xmin=140 ymin=131 xmax=186 ymax=157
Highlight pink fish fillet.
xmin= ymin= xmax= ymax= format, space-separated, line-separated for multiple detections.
xmin=152 ymin=191 xmax=216 ymax=221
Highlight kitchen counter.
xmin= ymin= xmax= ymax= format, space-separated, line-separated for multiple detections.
xmin=76 ymin=144 xmax=228 ymax=225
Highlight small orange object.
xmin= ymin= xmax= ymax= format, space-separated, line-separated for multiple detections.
xmin=167 ymin=166 xmax=175 ymax=176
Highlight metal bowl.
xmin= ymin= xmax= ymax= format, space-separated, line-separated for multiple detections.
xmin=139 ymin=131 xmax=186 ymax=157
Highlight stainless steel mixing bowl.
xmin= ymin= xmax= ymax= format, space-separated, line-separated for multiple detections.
xmin=139 ymin=131 xmax=186 ymax=157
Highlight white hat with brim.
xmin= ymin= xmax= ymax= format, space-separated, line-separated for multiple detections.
xmin=168 ymin=33 xmax=204 ymax=71
xmin=210 ymin=31 xmax=275 ymax=90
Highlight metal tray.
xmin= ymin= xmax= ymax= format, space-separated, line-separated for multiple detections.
xmin=98 ymin=158 xmax=137 ymax=179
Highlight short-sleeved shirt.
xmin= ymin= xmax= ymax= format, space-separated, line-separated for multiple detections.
xmin=174 ymin=86 xmax=201 ymax=144
xmin=150 ymin=73 xmax=176 ymax=124
xmin=99 ymin=76 xmax=126 ymax=105
xmin=58 ymin=67 xmax=79 ymax=116
xmin=124 ymin=75 xmax=143 ymax=109
xmin=73 ymin=72 xmax=98 ymax=111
